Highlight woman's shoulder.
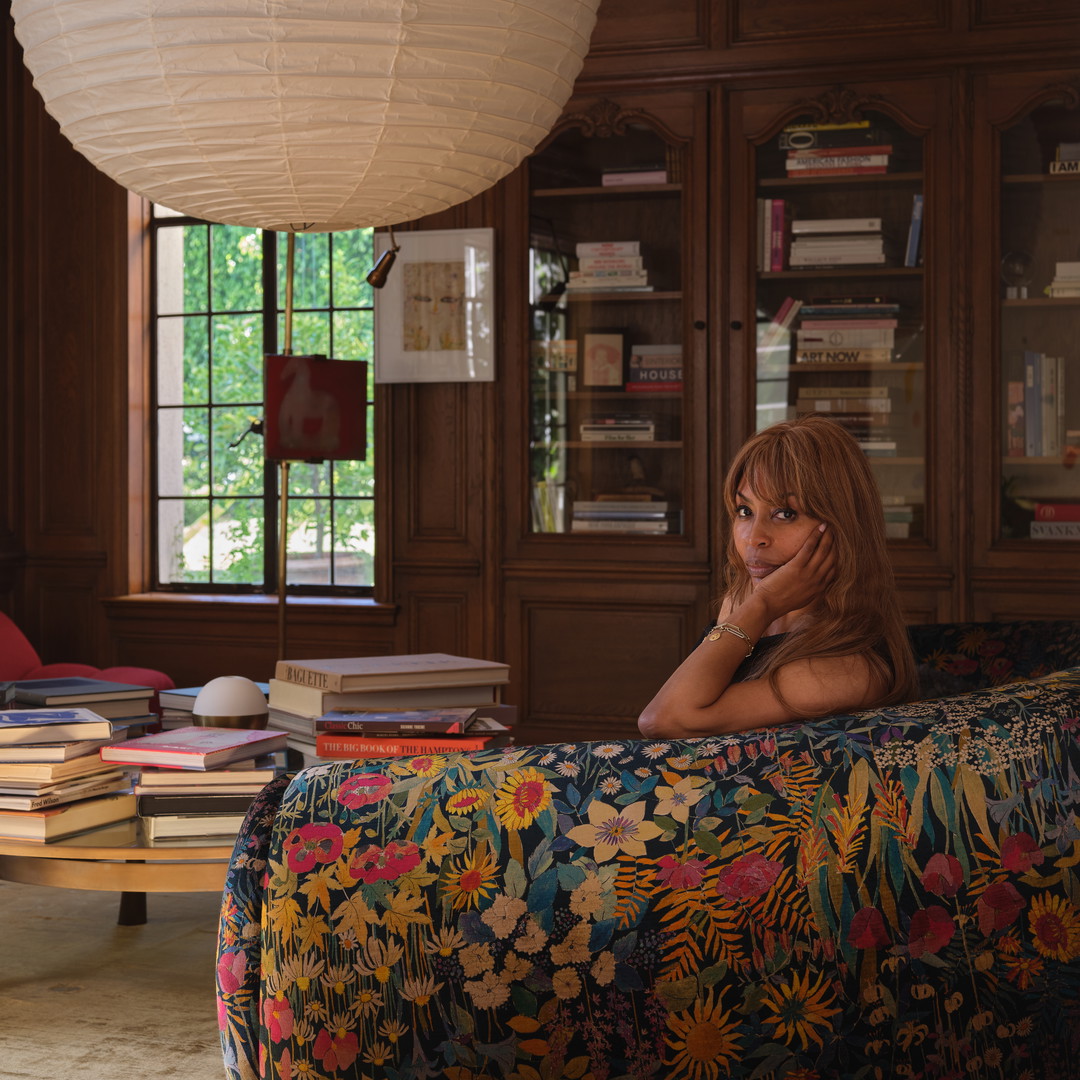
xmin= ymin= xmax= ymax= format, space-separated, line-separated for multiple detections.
xmin=772 ymin=648 xmax=888 ymax=714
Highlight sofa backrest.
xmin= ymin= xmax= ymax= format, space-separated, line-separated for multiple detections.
xmin=908 ymin=618 xmax=1080 ymax=698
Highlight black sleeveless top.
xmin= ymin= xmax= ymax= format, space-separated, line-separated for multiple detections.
xmin=696 ymin=626 xmax=788 ymax=682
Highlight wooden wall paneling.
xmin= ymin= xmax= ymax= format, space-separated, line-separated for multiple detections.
xmin=972 ymin=587 xmax=1080 ymax=622
xmin=729 ymin=0 xmax=948 ymax=44
xmin=586 ymin=0 xmax=711 ymax=55
xmin=504 ymin=574 xmax=709 ymax=745
xmin=972 ymin=0 xmax=1080 ymax=29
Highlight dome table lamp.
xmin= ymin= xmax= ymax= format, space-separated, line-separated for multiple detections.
xmin=192 ymin=677 xmax=269 ymax=730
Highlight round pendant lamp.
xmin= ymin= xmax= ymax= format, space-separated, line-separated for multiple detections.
xmin=11 ymin=0 xmax=600 ymax=232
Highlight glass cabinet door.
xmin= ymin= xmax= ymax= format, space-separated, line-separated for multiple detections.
xmin=753 ymin=107 xmax=927 ymax=540
xmin=527 ymin=110 xmax=686 ymax=538
xmin=997 ymin=98 xmax=1080 ymax=542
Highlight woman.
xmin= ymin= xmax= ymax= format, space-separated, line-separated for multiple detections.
xmin=638 ymin=415 xmax=917 ymax=737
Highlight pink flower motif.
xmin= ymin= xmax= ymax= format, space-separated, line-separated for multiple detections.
xmin=336 ymin=772 xmax=392 ymax=809
xmin=314 ymin=1026 xmax=359 ymax=1072
xmin=278 ymin=1048 xmax=292 ymax=1080
xmin=348 ymin=839 xmax=422 ymax=883
xmin=1001 ymin=832 xmax=1045 ymax=873
xmin=282 ymin=823 xmax=343 ymax=873
xmin=262 ymin=995 xmax=294 ymax=1043
xmin=217 ymin=995 xmax=228 ymax=1032
xmin=944 ymin=655 xmax=978 ymax=676
xmin=978 ymin=881 xmax=1025 ymax=934
xmin=849 ymin=906 xmax=890 ymax=949
xmin=908 ymin=905 xmax=955 ymax=957
xmin=716 ymin=851 xmax=783 ymax=901
xmin=986 ymin=657 xmax=1014 ymax=680
xmin=216 ymin=949 xmax=246 ymax=994
xmin=921 ymin=853 xmax=964 ymax=898
xmin=978 ymin=639 xmax=1005 ymax=657
xmin=656 ymin=854 xmax=708 ymax=890
xmin=727 ymin=745 xmax=742 ymax=764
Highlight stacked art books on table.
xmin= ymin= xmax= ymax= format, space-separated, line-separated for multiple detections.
xmin=10 ymin=676 xmax=158 ymax=725
xmin=100 ymin=726 xmax=287 ymax=841
xmin=267 ymin=653 xmax=513 ymax=764
xmin=0 ymin=707 xmax=139 ymax=841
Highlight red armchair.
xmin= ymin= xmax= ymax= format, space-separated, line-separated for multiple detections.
xmin=0 ymin=610 xmax=175 ymax=697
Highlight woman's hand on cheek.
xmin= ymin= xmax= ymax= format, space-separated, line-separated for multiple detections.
xmin=754 ymin=524 xmax=836 ymax=621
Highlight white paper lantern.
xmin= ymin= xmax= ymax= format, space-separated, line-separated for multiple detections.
xmin=11 ymin=0 xmax=600 ymax=232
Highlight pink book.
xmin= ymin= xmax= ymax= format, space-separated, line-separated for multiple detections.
xmin=99 ymin=725 xmax=287 ymax=770
xmin=798 ymin=318 xmax=898 ymax=329
xmin=770 ymin=198 xmax=787 ymax=272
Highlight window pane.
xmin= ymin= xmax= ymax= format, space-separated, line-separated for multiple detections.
xmin=279 ymin=232 xmax=331 ymax=310
xmin=212 ymin=406 xmax=264 ymax=497
xmin=287 ymin=460 xmax=331 ymax=499
xmin=332 ymin=231 xmax=375 ymax=307
xmin=156 ymin=224 xmax=207 ymax=315
xmin=158 ymin=497 xmax=210 ymax=584
xmin=282 ymin=310 xmax=331 ymax=356
xmin=211 ymin=498 xmax=265 ymax=585
xmin=333 ymin=310 xmax=375 ymax=362
xmin=286 ymin=497 xmax=333 ymax=586
xmin=334 ymin=499 xmax=375 ymax=586
xmin=334 ymin=449 xmax=374 ymax=497
xmin=157 ymin=315 xmax=209 ymax=404
xmin=210 ymin=225 xmax=262 ymax=312
xmin=211 ymin=314 xmax=264 ymax=401
xmin=158 ymin=407 xmax=210 ymax=496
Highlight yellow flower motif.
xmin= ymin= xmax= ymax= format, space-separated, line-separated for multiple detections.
xmin=761 ymin=969 xmax=842 ymax=1050
xmin=665 ymin=989 xmax=743 ymax=1080
xmin=446 ymin=786 xmax=489 ymax=814
xmin=319 ymin=962 xmax=356 ymax=994
xmin=1029 ymin=894 xmax=1080 ymax=961
xmin=424 ymin=926 xmax=466 ymax=957
xmin=400 ymin=754 xmax=448 ymax=778
xmin=350 ymin=986 xmax=384 ymax=1017
xmin=565 ymin=799 xmax=664 ymax=863
xmin=379 ymin=1019 xmax=408 ymax=1044
xmin=552 ymin=966 xmax=582 ymax=1000
xmin=400 ymin=973 xmax=442 ymax=1005
xmin=439 ymin=844 xmax=499 ymax=910
xmin=1004 ymin=953 xmax=1044 ymax=990
xmin=354 ymin=937 xmax=405 ymax=982
xmin=493 ymin=767 xmax=554 ymax=830
xmin=654 ymin=776 xmax=706 ymax=823
xmin=364 ymin=1040 xmax=394 ymax=1066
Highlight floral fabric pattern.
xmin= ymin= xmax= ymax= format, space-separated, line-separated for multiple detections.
xmin=217 ymin=623 xmax=1080 ymax=1080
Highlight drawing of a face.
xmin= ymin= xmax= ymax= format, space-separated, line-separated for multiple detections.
xmin=402 ymin=260 xmax=466 ymax=351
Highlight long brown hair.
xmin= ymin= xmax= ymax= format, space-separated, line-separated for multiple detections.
xmin=721 ymin=415 xmax=917 ymax=712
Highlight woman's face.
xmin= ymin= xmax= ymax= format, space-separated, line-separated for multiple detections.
xmin=731 ymin=480 xmax=824 ymax=586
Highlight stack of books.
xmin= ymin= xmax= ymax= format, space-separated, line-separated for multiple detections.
xmin=567 ymin=241 xmax=651 ymax=293
xmin=570 ymin=497 xmax=673 ymax=535
xmin=266 ymin=653 xmax=513 ymax=764
xmin=1046 ymin=261 xmax=1080 ymax=298
xmin=10 ymin=676 xmax=157 ymax=729
xmin=793 ymin=384 xmax=900 ymax=459
xmin=881 ymin=495 xmax=923 ymax=540
xmin=787 ymin=217 xmax=885 ymax=269
xmin=1029 ymin=502 xmax=1080 ymax=540
xmin=579 ymin=413 xmax=656 ymax=442
xmin=600 ymin=163 xmax=667 ymax=186
xmin=99 ymin=726 xmax=287 ymax=840
xmin=781 ymin=120 xmax=892 ymax=178
xmin=157 ymin=681 xmax=270 ymax=730
xmin=791 ymin=296 xmax=900 ymax=365
xmin=1010 ymin=350 xmax=1066 ymax=458
xmin=0 ymin=708 xmax=138 ymax=841
xmin=1049 ymin=142 xmax=1080 ymax=175
xmin=625 ymin=344 xmax=682 ymax=392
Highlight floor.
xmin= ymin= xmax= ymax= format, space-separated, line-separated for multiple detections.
xmin=0 ymin=881 xmax=225 ymax=1080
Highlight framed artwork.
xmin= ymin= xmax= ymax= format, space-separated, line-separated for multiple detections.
xmin=373 ymin=227 xmax=495 ymax=383
xmin=264 ymin=354 xmax=367 ymax=461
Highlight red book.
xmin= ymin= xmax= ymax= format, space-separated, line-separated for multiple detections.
xmin=315 ymin=733 xmax=512 ymax=758
xmin=787 ymin=166 xmax=889 ymax=177
xmin=788 ymin=145 xmax=893 ymax=158
xmin=1034 ymin=502 xmax=1080 ymax=521
xmin=770 ymin=198 xmax=787 ymax=271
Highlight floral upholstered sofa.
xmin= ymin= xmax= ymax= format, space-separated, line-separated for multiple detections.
xmin=216 ymin=620 xmax=1080 ymax=1080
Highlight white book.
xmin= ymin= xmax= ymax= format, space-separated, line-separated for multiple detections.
xmin=786 ymin=154 xmax=890 ymax=170
xmin=790 ymin=217 xmax=882 ymax=234
xmin=796 ymin=328 xmax=895 ymax=348
xmin=574 ymin=241 xmax=640 ymax=257
xmin=788 ymin=252 xmax=887 ymax=266
xmin=571 ymin=519 xmax=669 ymax=533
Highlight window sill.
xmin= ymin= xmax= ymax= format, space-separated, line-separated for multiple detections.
xmin=104 ymin=592 xmax=399 ymax=627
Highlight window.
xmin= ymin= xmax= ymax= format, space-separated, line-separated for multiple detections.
xmin=151 ymin=208 xmax=376 ymax=594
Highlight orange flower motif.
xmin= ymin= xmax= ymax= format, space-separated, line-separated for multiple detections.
xmin=493 ymin=767 xmax=554 ymax=830
xmin=1029 ymin=895 xmax=1080 ymax=962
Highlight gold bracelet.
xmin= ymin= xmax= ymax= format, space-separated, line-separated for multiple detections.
xmin=706 ymin=622 xmax=755 ymax=657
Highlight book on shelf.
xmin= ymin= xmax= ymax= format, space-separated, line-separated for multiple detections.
xmin=1034 ymin=502 xmax=1080 ymax=521
xmin=793 ymin=408 xmax=892 ymax=428
xmin=795 ymin=328 xmax=894 ymax=348
xmin=786 ymin=154 xmax=890 ymax=171
xmin=1005 ymin=380 xmax=1025 ymax=457
xmin=314 ymin=732 xmax=514 ymax=759
xmin=786 ymin=165 xmax=889 ymax=178
xmin=790 ymin=217 xmax=882 ymax=235
xmin=569 ymin=268 xmax=649 ymax=281
xmin=579 ymin=429 xmax=656 ymax=443
xmin=582 ymin=332 xmax=627 ymax=387
xmin=799 ymin=317 xmax=898 ymax=329
xmin=570 ymin=518 xmax=670 ymax=534
xmin=0 ymin=708 xmax=119 ymax=746
xmin=573 ymin=499 xmax=670 ymax=512
xmin=601 ymin=165 xmax=667 ymax=186
xmin=572 ymin=508 xmax=670 ymax=521
xmin=135 ymin=758 xmax=279 ymax=792
xmin=11 ymin=677 xmax=153 ymax=707
xmin=99 ymin=726 xmax=287 ymax=771
xmin=626 ymin=344 xmax=682 ymax=392
xmin=136 ymin=791 xmax=259 ymax=818
xmin=274 ymin=653 xmax=510 ymax=694
xmin=797 ymin=384 xmax=889 ymax=398
xmin=1046 ymin=285 xmax=1080 ymax=297
xmin=770 ymin=198 xmax=788 ymax=271
xmin=577 ymin=257 xmax=645 ymax=274
xmin=268 ymin=679 xmax=503 ymax=718
xmin=778 ymin=121 xmax=887 ymax=151
xmin=795 ymin=347 xmax=893 ymax=364
xmin=788 ymin=252 xmax=887 ymax=267
xmin=1049 ymin=160 xmax=1080 ymax=175
xmin=904 ymin=194 xmax=924 ymax=267
xmin=788 ymin=146 xmax=892 ymax=160
xmin=575 ymin=240 xmax=640 ymax=257
xmin=0 ymin=791 xmax=136 ymax=842
xmin=532 ymin=340 xmax=578 ymax=372
xmin=799 ymin=305 xmax=900 ymax=318
xmin=858 ymin=440 xmax=898 ymax=455
xmin=0 ymin=734 xmax=117 ymax=763
xmin=795 ymin=395 xmax=891 ymax=413
xmin=145 ymin=812 xmax=248 ymax=840
xmin=0 ymin=770 xmax=131 ymax=812
xmin=158 ymin=682 xmax=269 ymax=711
xmin=1030 ymin=521 xmax=1080 ymax=539
xmin=884 ymin=522 xmax=911 ymax=539
xmin=758 ymin=297 xmax=802 ymax=350
xmin=789 ymin=235 xmax=884 ymax=251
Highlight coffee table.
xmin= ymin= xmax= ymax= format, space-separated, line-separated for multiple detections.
xmin=0 ymin=817 xmax=234 ymax=925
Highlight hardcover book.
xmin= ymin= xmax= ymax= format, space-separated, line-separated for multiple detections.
xmin=0 ymin=708 xmax=116 ymax=746
xmin=313 ymin=732 xmax=513 ymax=759
xmin=313 ymin=704 xmax=517 ymax=736
xmin=13 ymin=677 xmax=153 ymax=706
xmin=273 ymin=653 xmax=510 ymax=693
xmin=0 ymin=771 xmax=130 ymax=812
xmin=99 ymin=726 xmax=287 ymax=771
xmin=0 ymin=791 xmax=137 ymax=842
xmin=0 ymin=753 xmax=123 ymax=787
xmin=267 ymin=680 xmax=502 ymax=718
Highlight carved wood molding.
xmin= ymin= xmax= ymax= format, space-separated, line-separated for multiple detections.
xmin=996 ymin=81 xmax=1080 ymax=131
xmin=549 ymin=98 xmax=687 ymax=148
xmin=793 ymin=85 xmax=887 ymax=125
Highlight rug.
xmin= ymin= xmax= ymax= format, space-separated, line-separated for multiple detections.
xmin=0 ymin=881 xmax=224 ymax=1080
